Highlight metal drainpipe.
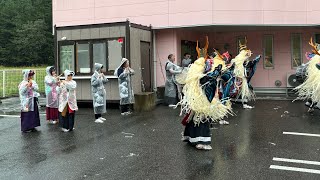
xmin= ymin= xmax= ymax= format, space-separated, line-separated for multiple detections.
xmin=153 ymin=30 xmax=157 ymax=92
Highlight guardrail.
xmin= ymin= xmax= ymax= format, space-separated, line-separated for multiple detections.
xmin=0 ymin=69 xmax=46 ymax=97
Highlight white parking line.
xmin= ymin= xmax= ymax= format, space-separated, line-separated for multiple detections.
xmin=0 ymin=115 xmax=20 ymax=118
xmin=270 ymin=165 xmax=320 ymax=174
xmin=273 ymin=157 xmax=320 ymax=166
xmin=0 ymin=114 xmax=46 ymax=118
xmin=283 ymin=132 xmax=320 ymax=137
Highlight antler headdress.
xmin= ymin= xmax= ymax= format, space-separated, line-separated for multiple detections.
xmin=196 ymin=36 xmax=209 ymax=59
xmin=239 ymin=37 xmax=248 ymax=52
xmin=309 ymin=37 xmax=320 ymax=56
xmin=213 ymin=48 xmax=224 ymax=60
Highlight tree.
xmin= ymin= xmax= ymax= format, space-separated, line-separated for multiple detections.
xmin=0 ymin=0 xmax=53 ymax=66
xmin=12 ymin=19 xmax=48 ymax=66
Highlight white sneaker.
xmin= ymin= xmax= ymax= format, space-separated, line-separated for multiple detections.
xmin=168 ymin=104 xmax=176 ymax=108
xmin=95 ymin=119 xmax=104 ymax=123
xmin=196 ymin=144 xmax=212 ymax=150
xmin=61 ymin=128 xmax=69 ymax=132
xmin=121 ymin=112 xmax=126 ymax=116
xmin=99 ymin=117 xmax=106 ymax=121
xmin=126 ymin=111 xmax=132 ymax=115
xmin=51 ymin=120 xmax=58 ymax=124
xmin=196 ymin=144 xmax=205 ymax=150
xmin=219 ymin=120 xmax=229 ymax=125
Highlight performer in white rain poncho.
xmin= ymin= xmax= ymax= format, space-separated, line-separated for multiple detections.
xmin=164 ymin=54 xmax=182 ymax=107
xmin=115 ymin=58 xmax=135 ymax=115
xmin=91 ymin=63 xmax=108 ymax=123
xmin=57 ymin=70 xmax=78 ymax=132
xmin=44 ymin=66 xmax=60 ymax=124
xmin=19 ymin=69 xmax=41 ymax=133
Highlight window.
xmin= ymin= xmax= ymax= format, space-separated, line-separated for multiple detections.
xmin=59 ymin=45 xmax=75 ymax=74
xmin=237 ymin=36 xmax=247 ymax=53
xmin=291 ymin=34 xmax=302 ymax=68
xmin=93 ymin=42 xmax=107 ymax=71
xmin=181 ymin=40 xmax=197 ymax=64
xmin=263 ymin=35 xmax=274 ymax=69
xmin=108 ymin=39 xmax=124 ymax=71
xmin=76 ymin=43 xmax=90 ymax=74
xmin=58 ymin=37 xmax=125 ymax=75
xmin=315 ymin=34 xmax=320 ymax=44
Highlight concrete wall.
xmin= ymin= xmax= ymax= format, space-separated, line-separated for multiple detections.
xmin=56 ymin=26 xmax=126 ymax=41
xmin=53 ymin=0 xmax=320 ymax=28
xmin=129 ymin=27 xmax=152 ymax=93
xmin=56 ymin=25 xmax=127 ymax=101
xmin=56 ymin=24 xmax=152 ymax=100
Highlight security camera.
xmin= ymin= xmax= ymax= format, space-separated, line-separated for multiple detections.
xmin=61 ymin=37 xmax=67 ymax=40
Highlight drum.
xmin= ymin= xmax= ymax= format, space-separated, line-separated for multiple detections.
xmin=295 ymin=63 xmax=309 ymax=83
xmin=175 ymin=67 xmax=189 ymax=85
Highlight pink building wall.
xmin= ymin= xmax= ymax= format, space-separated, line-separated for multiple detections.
xmin=155 ymin=29 xmax=207 ymax=86
xmin=53 ymin=0 xmax=320 ymax=89
xmin=155 ymin=27 xmax=320 ymax=88
xmin=212 ymin=28 xmax=319 ymax=88
xmin=53 ymin=0 xmax=320 ymax=28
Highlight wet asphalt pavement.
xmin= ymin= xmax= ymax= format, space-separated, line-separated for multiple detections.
xmin=0 ymin=99 xmax=320 ymax=180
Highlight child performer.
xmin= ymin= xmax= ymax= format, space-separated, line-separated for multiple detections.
xmin=91 ymin=63 xmax=108 ymax=123
xmin=57 ymin=70 xmax=78 ymax=132
xmin=44 ymin=66 xmax=60 ymax=124
xmin=19 ymin=70 xmax=40 ymax=133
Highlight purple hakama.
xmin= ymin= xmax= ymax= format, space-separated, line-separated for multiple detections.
xmin=20 ymin=98 xmax=40 ymax=132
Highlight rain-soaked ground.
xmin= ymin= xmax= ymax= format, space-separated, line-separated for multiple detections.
xmin=0 ymin=98 xmax=320 ymax=180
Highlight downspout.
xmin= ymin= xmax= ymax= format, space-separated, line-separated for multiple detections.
xmin=125 ymin=20 xmax=131 ymax=60
xmin=54 ymin=25 xmax=57 ymax=72
xmin=153 ymin=29 xmax=157 ymax=92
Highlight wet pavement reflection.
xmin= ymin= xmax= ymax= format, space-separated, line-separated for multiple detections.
xmin=0 ymin=100 xmax=320 ymax=179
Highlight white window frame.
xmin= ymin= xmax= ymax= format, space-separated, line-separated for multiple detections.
xmin=291 ymin=33 xmax=302 ymax=69
xmin=263 ymin=35 xmax=274 ymax=69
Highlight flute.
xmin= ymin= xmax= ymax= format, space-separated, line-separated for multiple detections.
xmin=54 ymin=74 xmax=63 ymax=81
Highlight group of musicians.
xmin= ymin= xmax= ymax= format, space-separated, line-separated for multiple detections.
xmin=18 ymin=58 xmax=135 ymax=133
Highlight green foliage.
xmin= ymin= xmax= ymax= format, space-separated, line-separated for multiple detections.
xmin=0 ymin=0 xmax=53 ymax=66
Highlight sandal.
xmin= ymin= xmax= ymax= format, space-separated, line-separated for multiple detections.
xmin=219 ymin=120 xmax=229 ymax=125
xmin=204 ymin=145 xmax=212 ymax=150
xmin=196 ymin=144 xmax=205 ymax=150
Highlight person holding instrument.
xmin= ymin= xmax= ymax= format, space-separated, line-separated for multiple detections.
xmin=19 ymin=69 xmax=41 ymax=133
xmin=44 ymin=66 xmax=60 ymax=124
xmin=115 ymin=58 xmax=135 ymax=115
xmin=91 ymin=63 xmax=108 ymax=123
xmin=57 ymin=70 xmax=78 ymax=132
xmin=164 ymin=54 xmax=182 ymax=107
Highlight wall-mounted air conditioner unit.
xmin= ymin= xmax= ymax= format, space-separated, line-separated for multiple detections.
xmin=287 ymin=72 xmax=302 ymax=88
